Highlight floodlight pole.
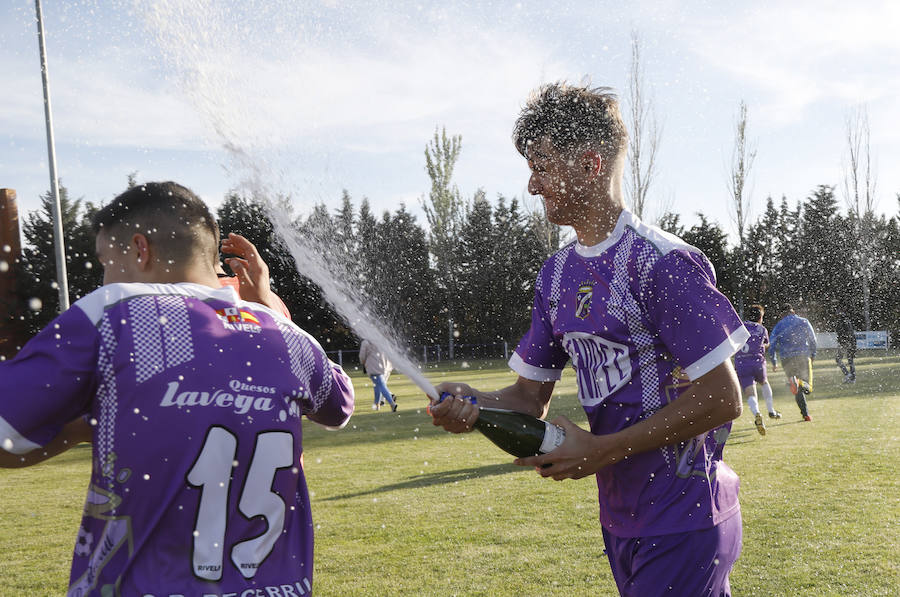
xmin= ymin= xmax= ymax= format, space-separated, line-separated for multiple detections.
xmin=35 ymin=0 xmax=70 ymax=311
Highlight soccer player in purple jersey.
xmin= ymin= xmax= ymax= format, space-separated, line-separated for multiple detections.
xmin=430 ymin=82 xmax=748 ymax=597
xmin=0 ymin=182 xmax=354 ymax=596
xmin=734 ymin=304 xmax=780 ymax=435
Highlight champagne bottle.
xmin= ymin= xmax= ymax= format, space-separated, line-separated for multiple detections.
xmin=438 ymin=392 xmax=565 ymax=458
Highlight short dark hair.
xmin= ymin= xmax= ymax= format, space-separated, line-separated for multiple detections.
xmin=512 ymin=81 xmax=628 ymax=159
xmin=92 ymin=181 xmax=219 ymax=265
xmin=747 ymin=304 xmax=765 ymax=323
xmin=779 ymin=303 xmax=794 ymax=315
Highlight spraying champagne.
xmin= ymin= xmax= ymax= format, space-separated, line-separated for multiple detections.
xmin=437 ymin=392 xmax=565 ymax=458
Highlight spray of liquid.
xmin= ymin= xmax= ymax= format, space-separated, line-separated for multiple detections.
xmin=137 ymin=0 xmax=440 ymax=400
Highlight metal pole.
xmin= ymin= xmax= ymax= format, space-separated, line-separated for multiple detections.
xmin=448 ymin=318 xmax=454 ymax=361
xmin=35 ymin=0 xmax=70 ymax=312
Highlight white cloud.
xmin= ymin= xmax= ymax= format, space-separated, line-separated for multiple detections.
xmin=684 ymin=2 xmax=900 ymax=123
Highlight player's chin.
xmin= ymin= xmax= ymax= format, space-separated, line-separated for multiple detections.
xmin=543 ymin=200 xmax=565 ymax=225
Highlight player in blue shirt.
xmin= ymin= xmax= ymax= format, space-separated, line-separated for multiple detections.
xmin=769 ymin=303 xmax=817 ymax=421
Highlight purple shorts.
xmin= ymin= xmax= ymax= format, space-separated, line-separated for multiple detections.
xmin=735 ymin=360 xmax=767 ymax=390
xmin=602 ymin=511 xmax=742 ymax=597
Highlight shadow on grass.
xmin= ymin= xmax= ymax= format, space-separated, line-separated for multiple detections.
xmin=728 ymin=419 xmax=807 ymax=445
xmin=322 ymin=462 xmax=520 ymax=501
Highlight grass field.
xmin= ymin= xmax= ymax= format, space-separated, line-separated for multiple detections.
xmin=1 ymin=351 xmax=898 ymax=596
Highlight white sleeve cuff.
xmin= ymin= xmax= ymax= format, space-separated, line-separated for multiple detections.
xmin=508 ymin=352 xmax=564 ymax=382
xmin=0 ymin=415 xmax=41 ymax=455
xmin=683 ymin=326 xmax=751 ymax=381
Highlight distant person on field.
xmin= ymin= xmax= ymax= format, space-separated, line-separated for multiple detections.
xmin=734 ymin=304 xmax=780 ymax=435
xmin=770 ymin=303 xmax=817 ymax=421
xmin=430 ymin=81 xmax=747 ymax=597
xmin=834 ymin=311 xmax=857 ymax=384
xmin=0 ymin=181 xmax=354 ymax=595
xmin=359 ymin=338 xmax=397 ymax=411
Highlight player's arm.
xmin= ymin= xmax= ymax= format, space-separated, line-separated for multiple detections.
xmin=429 ymin=376 xmax=555 ymax=434
xmin=769 ymin=330 xmax=779 ymax=367
xmin=806 ymin=320 xmax=817 ymax=359
xmin=358 ymin=341 xmax=369 ymax=372
xmin=518 ymin=361 xmax=741 ymax=479
xmin=221 ymin=233 xmax=290 ymax=317
xmin=0 ymin=417 xmax=92 ymax=468
xmin=304 ymin=363 xmax=355 ymax=429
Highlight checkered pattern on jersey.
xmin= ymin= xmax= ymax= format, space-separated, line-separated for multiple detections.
xmin=277 ymin=322 xmax=333 ymax=412
xmin=548 ymin=244 xmax=573 ymax=327
xmin=129 ymin=295 xmax=196 ymax=384
xmin=96 ymin=314 xmax=119 ymax=489
xmin=130 ymin=297 xmax=166 ymax=384
xmin=610 ymin=229 xmax=669 ymax=462
xmin=156 ymin=295 xmax=194 ymax=370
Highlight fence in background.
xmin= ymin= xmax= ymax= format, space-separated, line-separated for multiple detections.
xmin=327 ymin=341 xmax=512 ymax=369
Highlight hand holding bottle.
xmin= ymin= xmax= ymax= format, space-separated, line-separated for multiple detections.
xmin=429 ymin=382 xmax=481 ymax=433
xmin=515 ymin=416 xmax=621 ymax=480
xmin=430 ymin=384 xmax=565 ymax=459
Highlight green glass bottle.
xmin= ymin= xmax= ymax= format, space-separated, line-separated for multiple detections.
xmin=438 ymin=392 xmax=565 ymax=458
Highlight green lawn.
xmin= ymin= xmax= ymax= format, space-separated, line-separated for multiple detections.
xmin=1 ymin=352 xmax=898 ymax=596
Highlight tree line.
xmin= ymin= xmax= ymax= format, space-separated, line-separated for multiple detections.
xmin=8 ymin=142 xmax=900 ymax=355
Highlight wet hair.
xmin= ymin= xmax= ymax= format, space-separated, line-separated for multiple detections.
xmin=780 ymin=303 xmax=794 ymax=314
xmin=747 ymin=304 xmax=765 ymax=323
xmin=92 ymin=181 xmax=219 ymax=266
xmin=512 ymin=81 xmax=628 ymax=159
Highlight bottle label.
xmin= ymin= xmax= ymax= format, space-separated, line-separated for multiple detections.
xmin=539 ymin=422 xmax=566 ymax=454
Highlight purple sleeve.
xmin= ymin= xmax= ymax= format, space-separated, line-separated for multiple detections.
xmin=509 ymin=274 xmax=569 ymax=381
xmin=645 ymin=250 xmax=749 ymax=381
xmin=0 ymin=307 xmax=98 ymax=453
xmin=304 ymin=363 xmax=354 ymax=428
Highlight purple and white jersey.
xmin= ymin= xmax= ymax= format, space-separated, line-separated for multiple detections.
xmin=734 ymin=321 xmax=768 ymax=368
xmin=0 ymin=282 xmax=354 ymax=596
xmin=510 ymin=209 xmax=748 ymax=538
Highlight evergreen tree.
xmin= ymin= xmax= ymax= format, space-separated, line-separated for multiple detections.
xmin=743 ymin=197 xmax=782 ymax=326
xmin=865 ymin=209 xmax=900 ymax=333
xmin=680 ymin=214 xmax=735 ymax=301
xmin=494 ymin=195 xmax=545 ymax=344
xmin=378 ymin=204 xmax=436 ymax=345
xmin=656 ymin=211 xmax=684 ymax=237
xmin=796 ymin=185 xmax=852 ymax=327
xmin=457 ymin=191 xmax=495 ymax=344
xmin=334 ymin=190 xmax=357 ymax=264
xmin=771 ymin=197 xmax=803 ymax=314
xmin=16 ymin=184 xmax=102 ymax=336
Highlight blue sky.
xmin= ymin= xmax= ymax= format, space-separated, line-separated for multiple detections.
xmin=2 ymin=0 xmax=898 ymax=240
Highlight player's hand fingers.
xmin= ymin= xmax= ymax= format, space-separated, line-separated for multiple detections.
xmin=226 ymin=258 xmax=254 ymax=285
xmin=227 ymin=234 xmax=268 ymax=272
xmin=429 ymin=396 xmax=477 ymax=433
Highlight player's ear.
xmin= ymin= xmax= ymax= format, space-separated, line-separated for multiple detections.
xmin=580 ymin=151 xmax=602 ymax=175
xmin=131 ymin=233 xmax=152 ymax=271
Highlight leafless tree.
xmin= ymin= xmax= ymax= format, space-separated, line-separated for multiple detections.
xmin=727 ymin=100 xmax=756 ymax=317
xmin=625 ymin=30 xmax=662 ymax=219
xmin=728 ymin=101 xmax=757 ymax=249
xmin=842 ymin=105 xmax=877 ymax=330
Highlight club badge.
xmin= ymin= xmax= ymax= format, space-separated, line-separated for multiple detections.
xmin=575 ymin=284 xmax=593 ymax=319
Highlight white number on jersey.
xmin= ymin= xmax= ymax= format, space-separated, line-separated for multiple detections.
xmin=186 ymin=426 xmax=294 ymax=581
